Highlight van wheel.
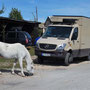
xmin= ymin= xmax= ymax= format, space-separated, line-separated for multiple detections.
xmin=38 ymin=56 xmax=44 ymax=64
xmin=88 ymin=53 xmax=90 ymax=60
xmin=65 ymin=53 xmax=73 ymax=66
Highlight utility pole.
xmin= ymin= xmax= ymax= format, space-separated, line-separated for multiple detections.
xmin=32 ymin=6 xmax=38 ymax=22
xmin=32 ymin=12 xmax=36 ymax=21
xmin=36 ymin=6 xmax=38 ymax=22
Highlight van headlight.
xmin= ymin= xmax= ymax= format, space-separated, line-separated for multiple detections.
xmin=56 ymin=43 xmax=66 ymax=52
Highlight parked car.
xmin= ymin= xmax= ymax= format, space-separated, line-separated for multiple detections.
xmin=5 ymin=31 xmax=32 ymax=46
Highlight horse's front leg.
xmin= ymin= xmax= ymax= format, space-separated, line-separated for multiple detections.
xmin=0 ymin=71 xmax=2 ymax=75
xmin=11 ymin=59 xmax=17 ymax=74
xmin=19 ymin=58 xmax=25 ymax=77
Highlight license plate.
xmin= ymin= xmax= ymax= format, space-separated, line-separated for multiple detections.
xmin=42 ymin=53 xmax=51 ymax=56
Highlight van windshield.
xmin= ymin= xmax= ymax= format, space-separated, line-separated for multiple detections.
xmin=42 ymin=26 xmax=72 ymax=38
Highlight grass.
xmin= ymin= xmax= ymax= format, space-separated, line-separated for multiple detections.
xmin=0 ymin=58 xmax=14 ymax=69
xmin=0 ymin=46 xmax=35 ymax=69
xmin=29 ymin=46 xmax=35 ymax=56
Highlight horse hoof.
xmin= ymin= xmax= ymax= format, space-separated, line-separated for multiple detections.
xmin=22 ymin=75 xmax=25 ymax=77
xmin=11 ymin=72 xmax=15 ymax=75
xmin=18 ymin=72 xmax=25 ymax=77
xmin=0 ymin=71 xmax=2 ymax=75
xmin=21 ymin=73 xmax=25 ymax=77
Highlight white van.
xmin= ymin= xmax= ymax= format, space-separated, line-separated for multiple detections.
xmin=35 ymin=15 xmax=90 ymax=65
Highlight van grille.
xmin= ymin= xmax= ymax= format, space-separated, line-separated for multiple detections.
xmin=39 ymin=44 xmax=57 ymax=50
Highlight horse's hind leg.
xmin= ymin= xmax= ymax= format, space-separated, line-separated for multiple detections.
xmin=11 ymin=59 xmax=17 ymax=74
xmin=19 ymin=58 xmax=25 ymax=77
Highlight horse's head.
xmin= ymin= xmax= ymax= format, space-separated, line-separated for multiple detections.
xmin=26 ymin=62 xmax=34 ymax=75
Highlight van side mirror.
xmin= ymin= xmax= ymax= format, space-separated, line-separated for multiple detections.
xmin=40 ymin=33 xmax=43 ymax=37
xmin=71 ymin=33 xmax=77 ymax=40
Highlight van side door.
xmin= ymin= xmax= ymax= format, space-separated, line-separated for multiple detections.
xmin=71 ymin=27 xmax=80 ymax=57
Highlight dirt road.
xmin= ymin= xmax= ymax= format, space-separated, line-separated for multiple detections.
xmin=0 ymin=57 xmax=90 ymax=90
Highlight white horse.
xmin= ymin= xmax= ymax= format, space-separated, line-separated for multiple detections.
xmin=0 ymin=42 xmax=34 ymax=76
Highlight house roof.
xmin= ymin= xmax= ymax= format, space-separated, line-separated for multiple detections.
xmin=0 ymin=16 xmax=41 ymax=25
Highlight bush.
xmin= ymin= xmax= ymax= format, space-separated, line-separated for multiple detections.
xmin=31 ymin=27 xmax=43 ymax=45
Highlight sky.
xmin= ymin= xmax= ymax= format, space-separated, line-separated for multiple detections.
xmin=0 ymin=0 xmax=90 ymax=22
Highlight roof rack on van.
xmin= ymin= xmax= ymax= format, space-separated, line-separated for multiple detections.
xmin=45 ymin=15 xmax=81 ymax=27
xmin=51 ymin=19 xmax=78 ymax=25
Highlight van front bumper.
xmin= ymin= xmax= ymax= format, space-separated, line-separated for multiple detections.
xmin=35 ymin=49 xmax=67 ymax=59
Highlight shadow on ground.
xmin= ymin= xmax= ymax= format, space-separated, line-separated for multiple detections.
xmin=33 ymin=57 xmax=88 ymax=66
xmin=0 ymin=69 xmax=32 ymax=76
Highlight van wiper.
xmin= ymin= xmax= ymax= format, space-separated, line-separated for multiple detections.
xmin=57 ymin=36 xmax=65 ymax=40
xmin=42 ymin=36 xmax=48 ymax=38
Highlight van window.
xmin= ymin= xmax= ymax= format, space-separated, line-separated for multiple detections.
xmin=71 ymin=28 xmax=78 ymax=40
xmin=24 ymin=32 xmax=31 ymax=39
xmin=17 ymin=32 xmax=25 ymax=39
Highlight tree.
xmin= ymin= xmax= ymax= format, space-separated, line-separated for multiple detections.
xmin=0 ymin=5 xmax=5 ymax=41
xmin=9 ymin=8 xmax=23 ymax=20
xmin=31 ymin=27 xmax=43 ymax=45
xmin=0 ymin=5 xmax=5 ymax=14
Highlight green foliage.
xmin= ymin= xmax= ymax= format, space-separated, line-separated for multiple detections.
xmin=0 ymin=5 xmax=5 ymax=14
xmin=31 ymin=27 xmax=43 ymax=45
xmin=0 ymin=5 xmax=5 ymax=41
xmin=29 ymin=46 xmax=35 ymax=56
xmin=9 ymin=8 xmax=23 ymax=20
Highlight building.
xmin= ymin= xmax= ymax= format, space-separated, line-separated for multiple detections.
xmin=0 ymin=17 xmax=40 ymax=41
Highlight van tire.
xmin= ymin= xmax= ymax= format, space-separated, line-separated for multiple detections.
xmin=88 ymin=53 xmax=90 ymax=60
xmin=38 ymin=56 xmax=44 ymax=64
xmin=65 ymin=53 xmax=73 ymax=66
